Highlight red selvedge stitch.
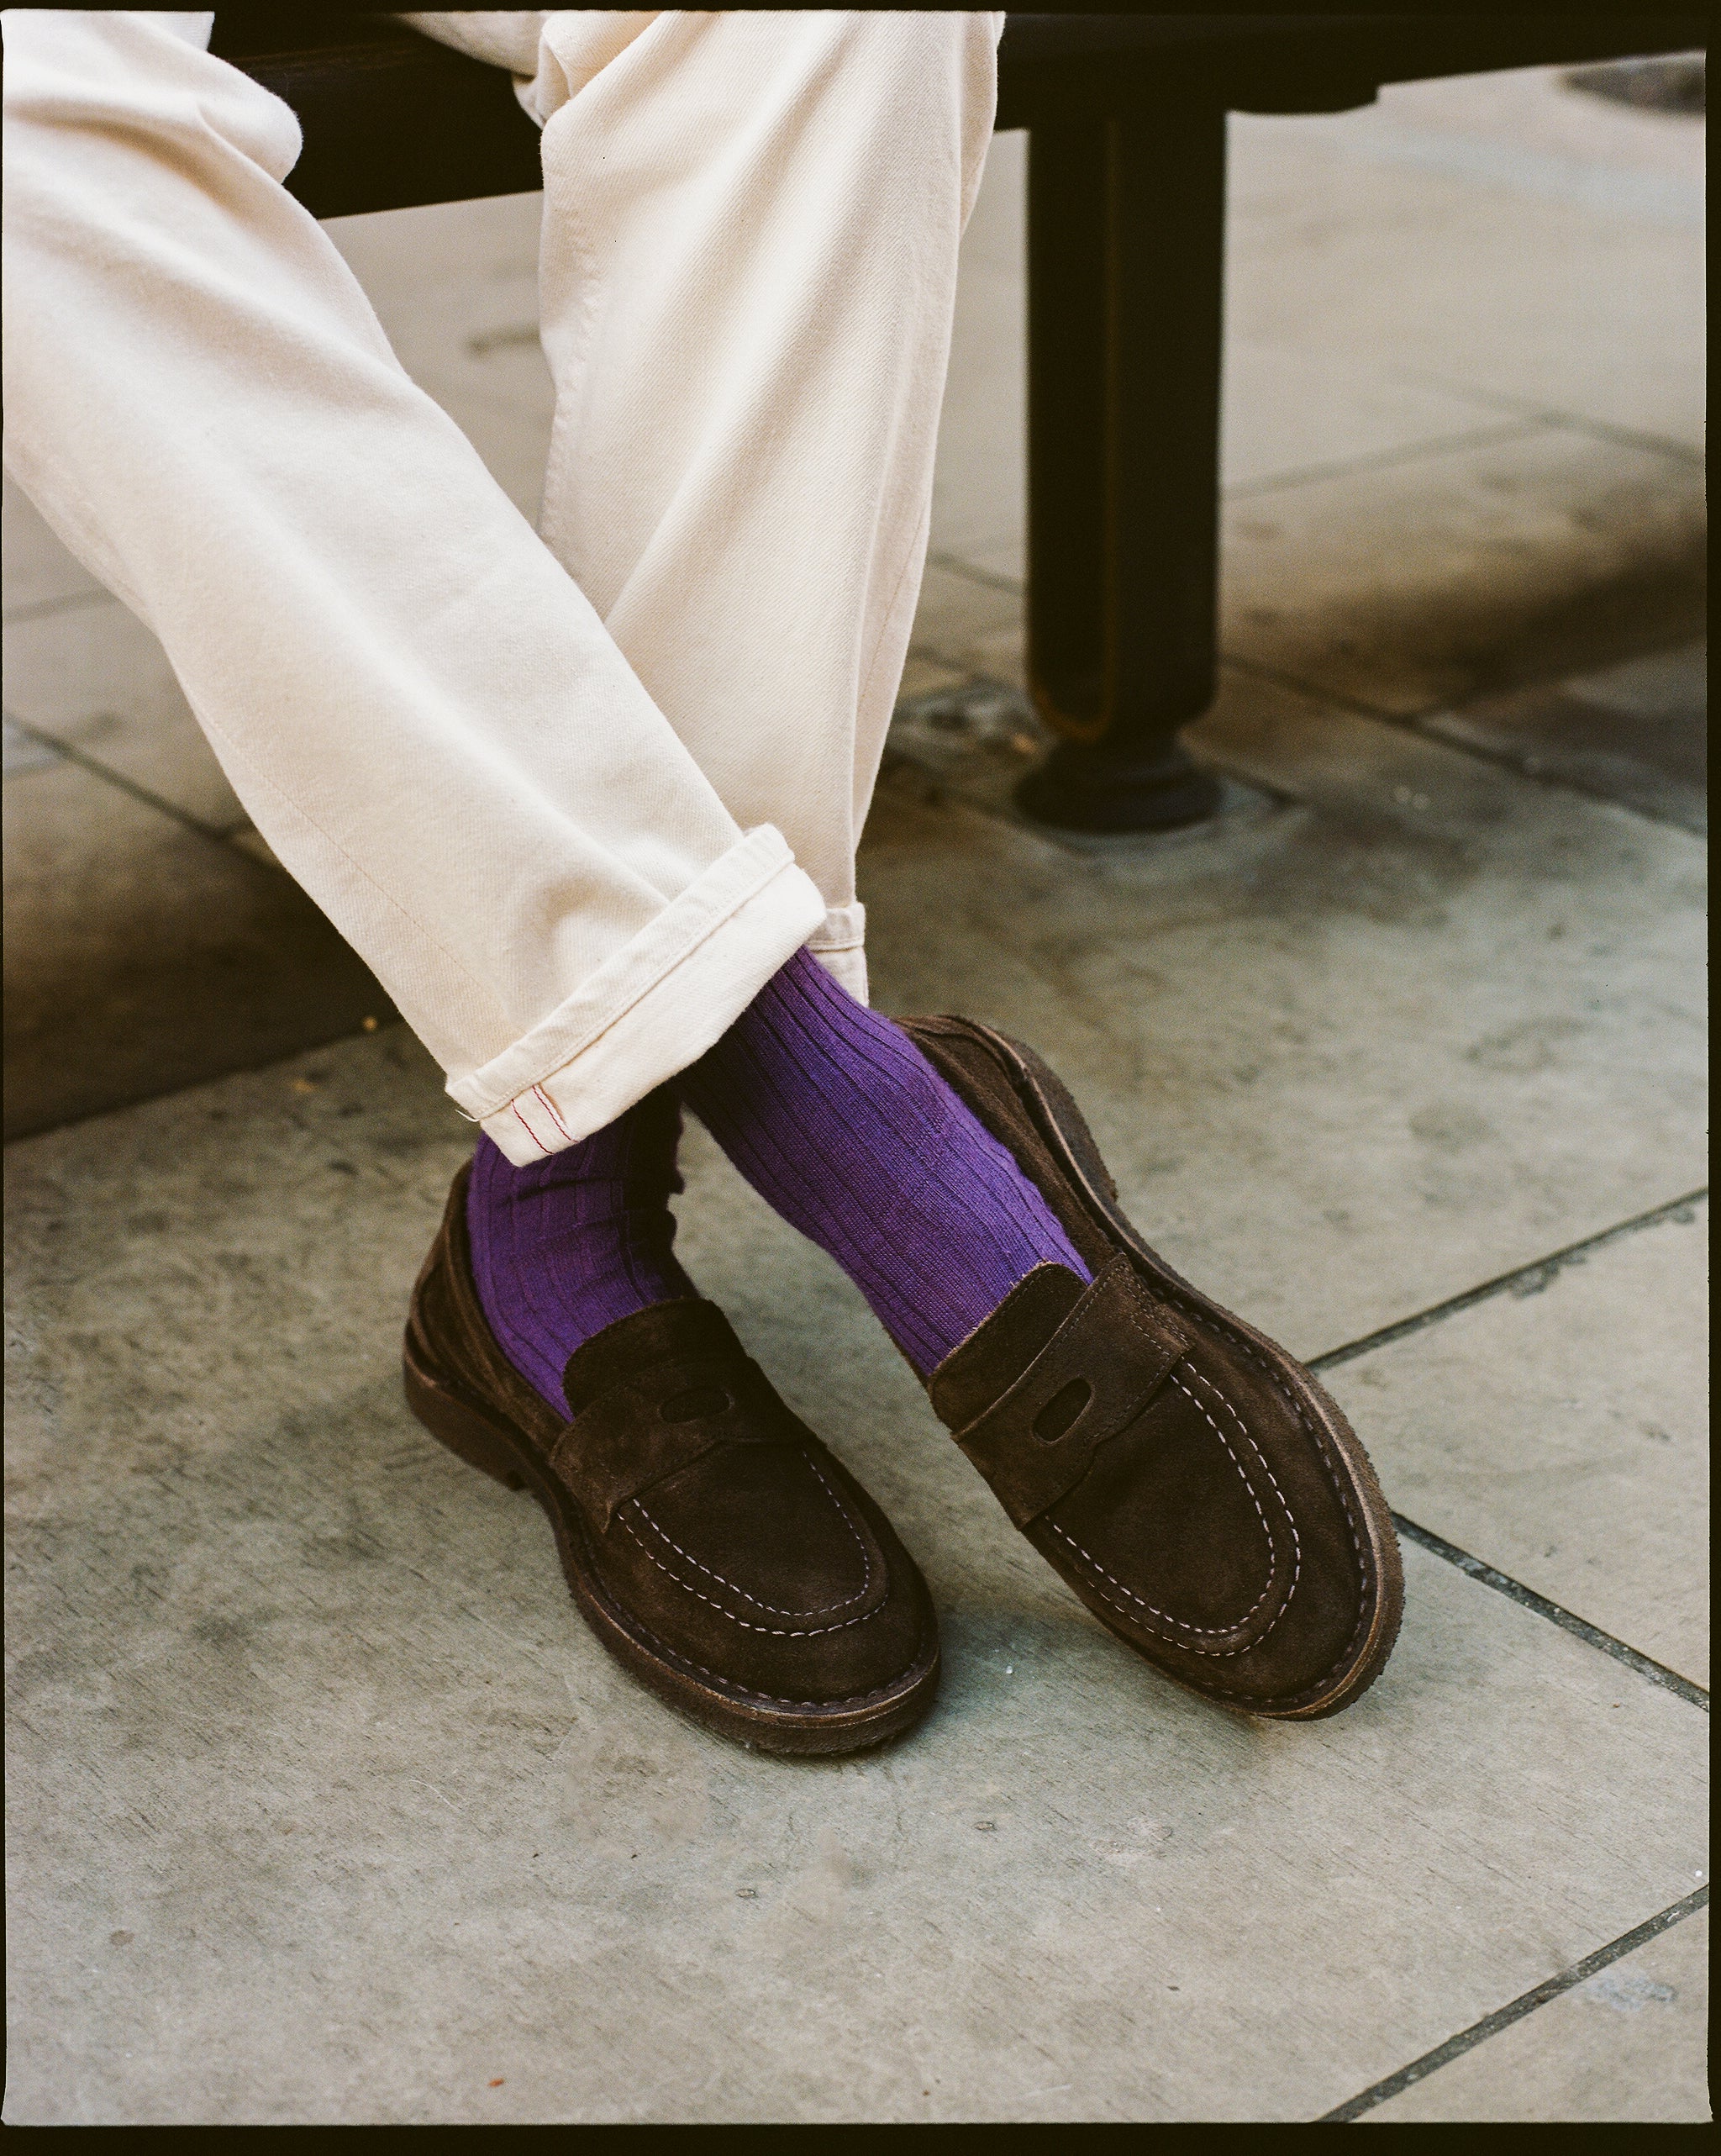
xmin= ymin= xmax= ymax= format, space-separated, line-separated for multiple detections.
xmin=510 ymin=1099 xmax=548 ymax=1156
xmin=532 ymin=1083 xmax=574 ymax=1146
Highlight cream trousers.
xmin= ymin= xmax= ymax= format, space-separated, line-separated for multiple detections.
xmin=2 ymin=8 xmax=1001 ymax=1162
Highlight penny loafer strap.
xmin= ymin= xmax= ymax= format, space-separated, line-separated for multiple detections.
xmin=952 ymin=1254 xmax=1190 ymax=1527
xmin=550 ymin=1351 xmax=797 ymax=1530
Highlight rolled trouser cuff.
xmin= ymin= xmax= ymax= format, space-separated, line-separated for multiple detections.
xmin=449 ymin=825 xmax=825 ymax=1162
xmin=807 ymin=900 xmax=868 ymax=1004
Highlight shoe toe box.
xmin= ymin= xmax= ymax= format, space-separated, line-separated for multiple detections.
xmin=592 ymin=1437 xmax=936 ymax=1710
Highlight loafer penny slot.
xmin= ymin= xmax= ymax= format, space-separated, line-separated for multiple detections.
xmin=952 ymin=1258 xmax=1192 ymax=1528
xmin=1032 ymin=1377 xmax=1092 ymax=1444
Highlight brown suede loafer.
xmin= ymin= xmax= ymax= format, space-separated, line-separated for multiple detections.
xmin=403 ymin=1167 xmax=939 ymax=1754
xmin=900 ymin=1015 xmax=1403 ymax=1720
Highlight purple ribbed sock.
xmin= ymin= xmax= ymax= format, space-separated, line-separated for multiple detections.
xmin=466 ymin=1088 xmax=696 ymax=1414
xmin=676 ymin=946 xmax=1091 ymax=1376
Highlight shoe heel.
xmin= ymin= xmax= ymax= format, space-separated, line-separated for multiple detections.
xmin=403 ymin=1350 xmax=529 ymax=1492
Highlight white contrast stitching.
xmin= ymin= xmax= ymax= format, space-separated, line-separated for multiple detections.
xmin=619 ymin=1452 xmax=883 ymax=1637
xmin=897 ymin=1017 xmax=1397 ymax=1707
xmin=1182 ymin=1362 xmax=1303 ymax=1610
xmin=629 ymin=1453 xmax=872 ymax=1618
xmin=1044 ymin=1359 xmax=1299 ymax=1656
xmin=966 ymin=1018 xmax=1385 ymax=1703
xmin=618 ymin=1510 xmax=885 ymax=1638
xmin=954 ymin=1017 xmax=1376 ymax=1616
xmin=1080 ymin=1289 xmax=1376 ymax=1695
xmin=1164 ymin=1292 xmax=1371 ymax=1596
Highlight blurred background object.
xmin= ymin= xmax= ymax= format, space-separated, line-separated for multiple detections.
xmin=1566 ymin=51 xmax=1705 ymax=113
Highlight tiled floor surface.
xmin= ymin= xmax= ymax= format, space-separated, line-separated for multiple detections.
xmin=3 ymin=60 xmax=1707 ymax=2123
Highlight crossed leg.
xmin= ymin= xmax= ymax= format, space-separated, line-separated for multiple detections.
xmin=3 ymin=7 xmax=1001 ymax=1151
xmin=4 ymin=9 xmax=1403 ymax=1744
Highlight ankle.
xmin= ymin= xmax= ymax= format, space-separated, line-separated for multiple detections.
xmin=466 ymin=1094 xmax=695 ymax=1414
xmin=677 ymin=951 xmax=1090 ymax=1375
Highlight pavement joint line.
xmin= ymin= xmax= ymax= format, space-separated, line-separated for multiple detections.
xmin=1309 ymin=1189 xmax=1709 ymax=1705
xmin=1220 ymin=650 xmax=1481 ymax=729
xmin=1224 ymin=664 xmax=1708 ymax=841
xmin=0 ymin=705 xmax=258 ymax=854
xmin=1314 ymin=1885 xmax=1712 ymax=2122
xmin=1218 ymin=651 xmax=1711 ymax=841
xmin=1532 ymin=409 xmax=1710 ymax=469
xmin=1 ymin=1006 xmax=410 ymax=1153
xmin=924 ymin=548 xmax=1023 ymax=597
xmin=1385 ymin=372 xmax=1708 ymax=469
xmin=1308 ymin=1186 xmax=1708 ymax=1373
xmin=1221 ymin=417 xmax=1545 ymax=502
xmin=1387 ymin=1513 xmax=1708 ymax=1711
xmin=1 ymin=588 xmax=120 ymax=626
xmin=1403 ymin=710 xmax=1706 ymax=838
xmin=927 ymin=412 xmax=1549 ymax=584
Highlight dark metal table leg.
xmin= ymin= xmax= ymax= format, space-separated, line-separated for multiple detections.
xmin=1015 ymin=106 xmax=1228 ymax=833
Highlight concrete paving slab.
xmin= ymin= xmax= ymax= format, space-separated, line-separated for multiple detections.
xmin=2 ymin=475 xmax=107 ymax=619
xmin=1227 ymin=105 xmax=1705 ymax=453
xmin=1419 ymin=638 xmax=1707 ymax=836
xmin=908 ymin=561 xmax=1027 ymax=683
xmin=2 ymin=599 xmax=247 ymax=834
xmin=865 ymin=674 xmax=1704 ymax=1361
xmin=921 ymin=107 xmax=1705 ymax=722
xmin=929 ymin=140 xmax=1558 ymax=588
xmin=1288 ymin=101 xmax=1704 ymax=240
xmin=1219 ymin=351 xmax=1534 ymax=498
xmin=2 ymin=760 xmax=390 ymax=1141
xmin=1366 ymin=1907 xmax=1710 ymax=2122
xmin=3 ymin=1034 xmax=1709 ymax=2124
xmin=3 ymin=714 xmax=65 ymax=779
xmin=324 ymin=194 xmax=554 ymax=527
xmin=1378 ymin=63 xmax=1706 ymax=190
xmin=887 ymin=674 xmax=1050 ymax=806
xmin=1219 ymin=427 xmax=1707 ymax=718
xmin=1324 ymin=1201 xmax=1709 ymax=1687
